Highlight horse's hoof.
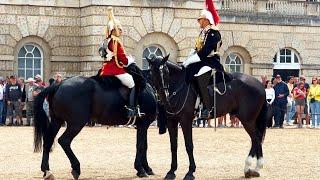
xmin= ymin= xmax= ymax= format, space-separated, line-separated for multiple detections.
xmin=137 ymin=170 xmax=148 ymax=178
xmin=164 ymin=173 xmax=176 ymax=180
xmin=183 ymin=174 xmax=195 ymax=180
xmin=146 ymin=170 xmax=155 ymax=175
xmin=43 ymin=171 xmax=55 ymax=180
xmin=244 ymin=169 xmax=260 ymax=178
xmin=71 ymin=170 xmax=80 ymax=180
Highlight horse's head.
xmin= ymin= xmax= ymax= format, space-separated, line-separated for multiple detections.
xmin=146 ymin=54 xmax=170 ymax=104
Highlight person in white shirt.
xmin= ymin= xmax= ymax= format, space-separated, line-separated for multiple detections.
xmin=265 ymin=80 xmax=275 ymax=128
xmin=265 ymin=80 xmax=275 ymax=105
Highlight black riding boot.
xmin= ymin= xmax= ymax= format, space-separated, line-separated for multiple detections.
xmin=196 ymin=72 xmax=213 ymax=118
xmin=126 ymin=87 xmax=137 ymax=118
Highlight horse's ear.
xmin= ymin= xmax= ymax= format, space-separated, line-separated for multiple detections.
xmin=161 ymin=53 xmax=170 ymax=64
xmin=145 ymin=56 xmax=153 ymax=64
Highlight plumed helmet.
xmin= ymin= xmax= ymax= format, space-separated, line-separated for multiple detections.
xmin=106 ymin=7 xmax=122 ymax=37
xmin=198 ymin=0 xmax=220 ymax=25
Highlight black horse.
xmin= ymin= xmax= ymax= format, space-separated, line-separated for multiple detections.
xmin=147 ymin=55 xmax=270 ymax=179
xmin=33 ymin=74 xmax=157 ymax=179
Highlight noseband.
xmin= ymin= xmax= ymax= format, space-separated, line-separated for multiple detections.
xmin=159 ymin=64 xmax=170 ymax=102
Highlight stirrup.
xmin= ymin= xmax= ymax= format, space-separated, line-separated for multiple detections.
xmin=136 ymin=105 xmax=145 ymax=117
xmin=125 ymin=105 xmax=136 ymax=118
xmin=124 ymin=105 xmax=137 ymax=126
xmin=211 ymin=69 xmax=227 ymax=95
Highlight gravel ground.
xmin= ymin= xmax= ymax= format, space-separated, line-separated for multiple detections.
xmin=0 ymin=126 xmax=319 ymax=180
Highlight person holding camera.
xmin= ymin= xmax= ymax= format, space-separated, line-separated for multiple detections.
xmin=308 ymin=76 xmax=320 ymax=128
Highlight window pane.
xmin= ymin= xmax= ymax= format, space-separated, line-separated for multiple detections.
xmin=26 ymin=59 xmax=33 ymax=68
xmin=34 ymin=70 xmax=41 ymax=77
xmin=236 ymin=65 xmax=240 ymax=72
xmin=285 ymin=49 xmax=291 ymax=55
xmin=142 ymin=49 xmax=149 ymax=59
xmin=26 ymin=70 xmax=33 ymax=79
xmin=148 ymin=46 xmax=156 ymax=53
xmin=280 ymin=49 xmax=285 ymax=55
xmin=26 ymin=53 xmax=33 ymax=58
xmin=149 ymin=54 xmax=156 ymax=59
xmin=225 ymin=57 xmax=231 ymax=64
xmin=33 ymin=47 xmax=41 ymax=57
xmin=18 ymin=48 xmax=27 ymax=57
xmin=18 ymin=70 xmax=25 ymax=78
xmin=280 ymin=56 xmax=285 ymax=63
xmin=286 ymin=56 xmax=291 ymax=63
xmin=155 ymin=48 xmax=163 ymax=56
xmin=294 ymin=54 xmax=299 ymax=63
xmin=18 ymin=58 xmax=25 ymax=68
xmin=34 ymin=59 xmax=41 ymax=68
xmin=230 ymin=65 xmax=235 ymax=72
xmin=235 ymin=57 xmax=241 ymax=64
xmin=229 ymin=53 xmax=236 ymax=60
xmin=25 ymin=45 xmax=34 ymax=52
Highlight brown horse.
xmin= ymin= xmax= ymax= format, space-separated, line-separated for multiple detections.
xmin=148 ymin=55 xmax=271 ymax=179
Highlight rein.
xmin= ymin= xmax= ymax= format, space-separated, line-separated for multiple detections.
xmin=165 ymin=83 xmax=191 ymax=116
xmin=158 ymin=64 xmax=192 ymax=116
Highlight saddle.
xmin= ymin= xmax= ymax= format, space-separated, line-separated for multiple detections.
xmin=90 ymin=73 xmax=129 ymax=100
xmin=207 ymin=70 xmax=233 ymax=96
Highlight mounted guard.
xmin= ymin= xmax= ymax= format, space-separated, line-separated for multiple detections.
xmin=182 ymin=0 xmax=229 ymax=118
xmin=98 ymin=7 xmax=138 ymax=118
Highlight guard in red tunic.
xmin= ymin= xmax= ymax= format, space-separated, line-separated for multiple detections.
xmin=99 ymin=7 xmax=137 ymax=118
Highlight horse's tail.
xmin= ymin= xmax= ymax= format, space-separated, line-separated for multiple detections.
xmin=33 ymin=85 xmax=58 ymax=153
xmin=256 ymin=101 xmax=271 ymax=143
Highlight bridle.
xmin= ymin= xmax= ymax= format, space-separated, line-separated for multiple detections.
xmin=157 ymin=63 xmax=191 ymax=116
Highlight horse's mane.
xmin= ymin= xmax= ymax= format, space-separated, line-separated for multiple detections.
xmin=166 ymin=60 xmax=183 ymax=72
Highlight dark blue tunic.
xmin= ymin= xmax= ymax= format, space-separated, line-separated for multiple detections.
xmin=186 ymin=29 xmax=224 ymax=82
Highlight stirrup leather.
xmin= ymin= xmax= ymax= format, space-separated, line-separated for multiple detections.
xmin=211 ymin=69 xmax=227 ymax=96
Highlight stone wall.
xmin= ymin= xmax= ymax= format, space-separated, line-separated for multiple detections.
xmin=219 ymin=23 xmax=320 ymax=79
xmin=0 ymin=0 xmax=319 ymax=81
xmin=0 ymin=4 xmax=81 ymax=79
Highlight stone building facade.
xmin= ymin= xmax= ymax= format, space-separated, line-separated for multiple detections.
xmin=0 ymin=0 xmax=319 ymax=81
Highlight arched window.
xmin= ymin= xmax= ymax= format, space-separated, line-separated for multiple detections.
xmin=225 ymin=53 xmax=243 ymax=73
xmin=18 ymin=44 xmax=43 ymax=79
xmin=273 ymin=48 xmax=300 ymax=69
xmin=142 ymin=45 xmax=164 ymax=70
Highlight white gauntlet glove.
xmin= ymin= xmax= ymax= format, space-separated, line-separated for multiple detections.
xmin=125 ymin=55 xmax=136 ymax=67
xmin=182 ymin=52 xmax=201 ymax=68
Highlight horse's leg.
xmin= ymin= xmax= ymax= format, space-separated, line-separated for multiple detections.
xmin=41 ymin=119 xmax=62 ymax=179
xmin=180 ymin=118 xmax=196 ymax=180
xmin=242 ymin=123 xmax=261 ymax=178
xmin=141 ymin=122 xmax=154 ymax=175
xmin=254 ymin=130 xmax=264 ymax=174
xmin=134 ymin=121 xmax=149 ymax=178
xmin=58 ymin=122 xmax=86 ymax=180
xmin=165 ymin=119 xmax=179 ymax=180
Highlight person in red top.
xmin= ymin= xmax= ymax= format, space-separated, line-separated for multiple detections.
xmin=293 ymin=82 xmax=306 ymax=128
xmin=99 ymin=7 xmax=136 ymax=118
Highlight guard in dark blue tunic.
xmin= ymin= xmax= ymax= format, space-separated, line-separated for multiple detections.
xmin=183 ymin=0 xmax=225 ymax=117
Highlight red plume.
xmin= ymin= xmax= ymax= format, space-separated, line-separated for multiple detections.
xmin=205 ymin=0 xmax=220 ymax=25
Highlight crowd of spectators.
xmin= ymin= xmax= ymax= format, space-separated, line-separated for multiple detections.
xmin=264 ymin=74 xmax=320 ymax=129
xmin=0 ymin=73 xmax=63 ymax=126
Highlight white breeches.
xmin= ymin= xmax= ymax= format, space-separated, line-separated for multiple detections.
xmin=115 ymin=73 xmax=135 ymax=88
xmin=194 ymin=66 xmax=212 ymax=77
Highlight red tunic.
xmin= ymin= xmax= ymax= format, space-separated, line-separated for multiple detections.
xmin=100 ymin=39 xmax=128 ymax=76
